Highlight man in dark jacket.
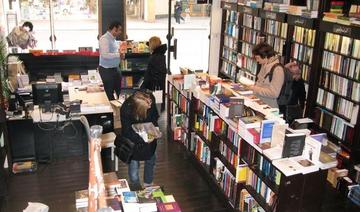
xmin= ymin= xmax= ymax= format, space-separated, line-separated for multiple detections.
xmin=117 ymin=91 xmax=159 ymax=188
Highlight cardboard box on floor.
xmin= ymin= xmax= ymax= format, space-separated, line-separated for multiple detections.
xmin=110 ymin=100 xmax=122 ymax=129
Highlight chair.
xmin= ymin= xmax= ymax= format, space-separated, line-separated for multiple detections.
xmin=80 ymin=116 xmax=118 ymax=171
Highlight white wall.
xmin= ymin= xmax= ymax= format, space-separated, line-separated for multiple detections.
xmin=208 ymin=0 xmax=222 ymax=75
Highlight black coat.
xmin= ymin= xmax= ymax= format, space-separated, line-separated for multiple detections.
xmin=289 ymin=79 xmax=306 ymax=109
xmin=118 ymin=92 xmax=159 ymax=161
xmin=141 ymin=44 xmax=167 ymax=91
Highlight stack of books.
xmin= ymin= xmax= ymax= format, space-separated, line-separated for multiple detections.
xmin=121 ymin=186 xmax=181 ymax=212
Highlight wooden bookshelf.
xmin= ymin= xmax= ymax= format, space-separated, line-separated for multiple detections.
xmin=260 ymin=9 xmax=290 ymax=63
xmin=243 ymin=185 xmax=273 ymax=212
xmin=167 ymin=74 xmax=334 ymax=211
xmin=219 ymin=1 xmax=241 ymax=81
xmin=120 ymin=53 xmax=150 ymax=91
xmin=308 ymin=19 xmax=360 ymax=178
xmin=236 ymin=4 xmax=263 ymax=84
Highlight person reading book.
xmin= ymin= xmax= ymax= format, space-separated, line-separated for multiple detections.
xmin=245 ymin=42 xmax=285 ymax=108
xmin=117 ymin=91 xmax=160 ymax=189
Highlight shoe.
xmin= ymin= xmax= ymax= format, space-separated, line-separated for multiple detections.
xmin=143 ymin=182 xmax=154 ymax=188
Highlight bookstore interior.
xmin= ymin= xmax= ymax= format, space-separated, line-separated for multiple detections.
xmin=1 ymin=0 xmax=360 ymax=211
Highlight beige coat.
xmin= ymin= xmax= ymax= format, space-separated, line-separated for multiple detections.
xmin=253 ymin=56 xmax=284 ymax=108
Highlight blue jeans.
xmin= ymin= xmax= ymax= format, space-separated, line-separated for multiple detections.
xmin=128 ymin=154 xmax=156 ymax=186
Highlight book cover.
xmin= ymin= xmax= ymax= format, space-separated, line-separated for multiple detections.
xmin=228 ymin=97 xmax=244 ymax=119
xmin=106 ymin=196 xmax=122 ymax=211
xmin=281 ymin=133 xmax=306 ymax=158
xmin=123 ymin=191 xmax=138 ymax=203
xmin=160 ymin=195 xmax=176 ymax=203
xmin=260 ymin=120 xmax=275 ymax=144
xmin=273 ymin=158 xmax=304 ymax=177
xmin=157 ymin=202 xmax=181 ymax=212
xmin=302 ymin=136 xmax=322 ymax=162
xmin=292 ymin=156 xmax=319 ymax=174
xmin=271 ymin=123 xmax=287 ymax=147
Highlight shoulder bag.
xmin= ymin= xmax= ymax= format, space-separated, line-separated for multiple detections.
xmin=114 ymin=136 xmax=135 ymax=164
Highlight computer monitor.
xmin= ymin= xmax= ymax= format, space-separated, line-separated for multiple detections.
xmin=32 ymin=83 xmax=63 ymax=106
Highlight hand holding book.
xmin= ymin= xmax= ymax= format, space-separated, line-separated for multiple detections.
xmin=132 ymin=122 xmax=162 ymax=143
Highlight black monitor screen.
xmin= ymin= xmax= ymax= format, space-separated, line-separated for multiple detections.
xmin=32 ymin=83 xmax=63 ymax=105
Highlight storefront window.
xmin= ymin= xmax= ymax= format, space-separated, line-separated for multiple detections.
xmin=11 ymin=0 xmax=98 ymax=51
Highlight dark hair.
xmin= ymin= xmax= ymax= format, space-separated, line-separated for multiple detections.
xmin=108 ymin=21 xmax=122 ymax=30
xmin=252 ymin=42 xmax=276 ymax=59
xmin=22 ymin=21 xmax=33 ymax=32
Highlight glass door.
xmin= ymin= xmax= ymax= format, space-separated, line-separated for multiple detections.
xmin=51 ymin=0 xmax=98 ymax=51
xmin=17 ymin=0 xmax=52 ymax=50
xmin=125 ymin=0 xmax=211 ymax=74
xmin=12 ymin=0 xmax=98 ymax=51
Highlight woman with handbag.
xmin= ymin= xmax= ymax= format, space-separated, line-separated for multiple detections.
xmin=141 ymin=36 xmax=167 ymax=110
xmin=117 ymin=91 xmax=160 ymax=189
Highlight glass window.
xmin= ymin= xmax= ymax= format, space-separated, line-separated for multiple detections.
xmin=13 ymin=0 xmax=99 ymax=51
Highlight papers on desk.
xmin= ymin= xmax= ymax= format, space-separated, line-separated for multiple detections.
xmin=80 ymin=104 xmax=112 ymax=114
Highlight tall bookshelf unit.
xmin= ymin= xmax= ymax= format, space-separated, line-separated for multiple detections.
xmin=286 ymin=15 xmax=320 ymax=113
xmin=310 ymin=20 xmax=360 ymax=177
xmin=260 ymin=9 xmax=291 ymax=64
xmin=219 ymin=2 xmax=241 ymax=81
xmin=167 ymin=76 xmax=191 ymax=148
xmin=237 ymin=5 xmax=262 ymax=83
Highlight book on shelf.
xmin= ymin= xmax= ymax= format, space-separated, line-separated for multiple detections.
xmin=291 ymin=156 xmax=319 ymax=174
xmin=228 ymin=97 xmax=245 ymax=119
xmin=238 ymin=115 xmax=264 ymax=129
xmin=237 ymin=164 xmax=249 ymax=182
xmin=157 ymin=202 xmax=181 ymax=212
xmin=281 ymin=132 xmax=306 ymax=158
xmin=263 ymin=145 xmax=283 ymax=160
xmin=259 ymin=120 xmax=275 ymax=144
xmin=105 ymin=196 xmax=122 ymax=211
xmin=309 ymin=133 xmax=338 ymax=169
xmin=271 ymin=123 xmax=287 ymax=147
xmin=327 ymin=167 xmax=349 ymax=188
xmin=272 ymin=157 xmax=307 ymax=176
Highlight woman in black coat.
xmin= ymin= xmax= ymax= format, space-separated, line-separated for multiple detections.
xmin=141 ymin=36 xmax=167 ymax=92
xmin=118 ymin=91 xmax=159 ymax=188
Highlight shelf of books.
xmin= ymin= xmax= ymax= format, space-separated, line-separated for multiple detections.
xmin=167 ymin=72 xmax=337 ymax=211
xmin=219 ymin=1 xmax=241 ymax=81
xmin=167 ymin=75 xmax=192 ymax=148
xmin=260 ymin=9 xmax=290 ymax=63
xmin=287 ymin=15 xmax=318 ymax=92
xmin=310 ymin=19 xmax=360 ymax=174
xmin=237 ymin=4 xmax=262 ymax=84
xmin=120 ymin=53 xmax=150 ymax=91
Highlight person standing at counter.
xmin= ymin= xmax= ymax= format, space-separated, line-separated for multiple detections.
xmin=99 ymin=21 xmax=123 ymax=100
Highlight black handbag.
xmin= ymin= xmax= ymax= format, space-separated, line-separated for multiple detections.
xmin=114 ymin=136 xmax=135 ymax=164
